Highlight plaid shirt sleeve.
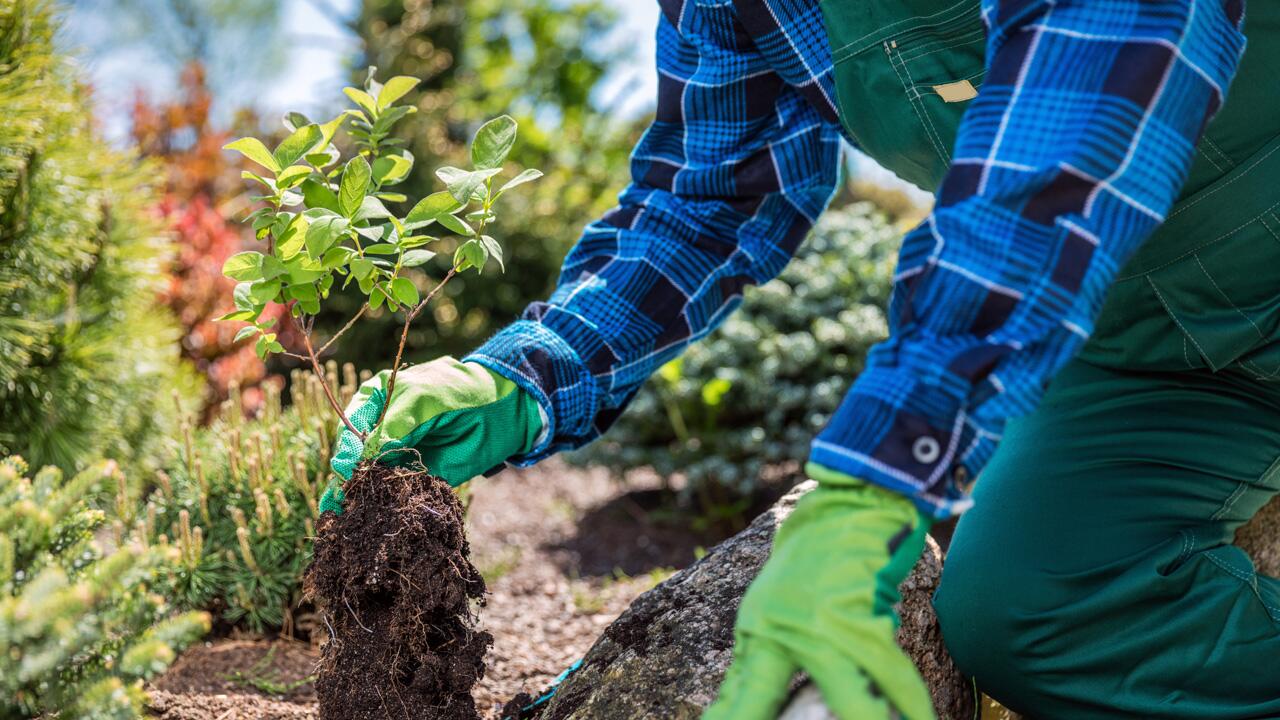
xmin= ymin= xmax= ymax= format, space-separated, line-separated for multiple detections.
xmin=811 ymin=0 xmax=1248 ymax=518
xmin=466 ymin=0 xmax=844 ymax=463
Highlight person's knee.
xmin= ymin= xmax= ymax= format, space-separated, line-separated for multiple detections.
xmin=932 ymin=534 xmax=1050 ymax=711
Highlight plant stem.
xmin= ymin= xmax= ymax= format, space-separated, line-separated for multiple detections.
xmin=374 ymin=268 xmax=458 ymax=429
xmin=316 ymin=303 xmax=369 ymax=358
xmin=291 ymin=311 xmax=364 ymax=439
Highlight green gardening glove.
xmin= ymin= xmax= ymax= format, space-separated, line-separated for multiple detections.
xmin=318 ymin=357 xmax=543 ymax=515
xmin=704 ymin=462 xmax=935 ymax=720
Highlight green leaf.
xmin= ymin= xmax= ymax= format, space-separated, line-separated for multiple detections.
xmin=364 ymin=243 xmax=398 ymax=255
xmin=437 ymin=212 xmax=473 ymax=237
xmin=278 ymin=215 xmax=309 ymax=260
xmin=261 ymin=254 xmax=287 ymax=281
xmin=498 ymin=168 xmax=544 ymax=195
xmin=321 ymin=247 xmax=355 ymax=269
xmin=350 ymin=258 xmax=376 ymax=280
xmin=372 ymin=153 xmax=414 ymax=186
xmin=285 ymin=254 xmax=326 ymax=283
xmin=224 ymin=137 xmax=281 ymax=173
xmin=390 ymin=277 xmax=420 ymax=306
xmin=436 ymin=166 xmax=501 ymax=203
xmin=343 ymin=87 xmax=378 ymax=118
xmin=233 ymin=282 xmax=258 ymax=311
xmin=453 ymin=239 xmax=487 ymax=272
xmin=284 ymin=111 xmax=312 ymax=131
xmin=378 ymin=76 xmax=421 ymax=109
xmin=478 ymin=234 xmax=504 ymax=272
xmin=398 ymin=235 xmax=437 ymax=249
xmin=274 ymin=124 xmax=323 ymax=168
xmin=276 ymin=165 xmax=312 ymax=189
xmin=405 ymin=191 xmax=462 ymax=228
xmin=305 ymin=215 xmax=350 ymax=258
xmin=369 ymin=287 xmax=387 ymax=310
xmin=376 ymin=192 xmax=408 ymax=203
xmin=355 ymin=195 xmax=393 ymax=221
xmin=233 ymin=326 xmax=258 ymax=343
xmin=318 ymin=114 xmax=346 ymax=146
xmin=249 ymin=278 xmax=282 ymax=304
xmin=471 ymin=115 xmax=518 ymax=170
xmin=217 ymin=309 xmax=257 ymax=322
xmin=223 ymin=252 xmax=266 ymax=282
xmin=354 ymin=224 xmax=387 ymax=242
xmin=306 ymin=145 xmax=342 ymax=169
xmin=372 ymin=105 xmax=415 ymax=135
xmin=401 ymin=249 xmax=436 ymax=267
xmin=242 ymin=171 xmax=274 ymax=189
xmin=340 ymin=156 xmax=372 ymax=218
xmin=301 ymin=179 xmax=342 ymax=213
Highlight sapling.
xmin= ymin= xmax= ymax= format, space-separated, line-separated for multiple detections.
xmin=218 ymin=69 xmax=541 ymax=720
xmin=218 ymin=67 xmax=542 ymax=443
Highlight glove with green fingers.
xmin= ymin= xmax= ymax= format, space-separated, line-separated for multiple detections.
xmin=319 ymin=357 xmax=543 ymax=515
xmin=704 ymin=462 xmax=935 ymax=720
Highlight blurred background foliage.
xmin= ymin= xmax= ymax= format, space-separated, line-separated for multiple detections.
xmin=0 ymin=0 xmax=200 ymax=476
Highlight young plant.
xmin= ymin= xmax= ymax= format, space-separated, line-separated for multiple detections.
xmin=218 ymin=68 xmax=542 ymax=439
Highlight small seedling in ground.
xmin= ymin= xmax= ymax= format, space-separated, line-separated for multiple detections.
xmin=219 ymin=68 xmax=541 ymax=720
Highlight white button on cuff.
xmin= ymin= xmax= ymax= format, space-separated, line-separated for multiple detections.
xmin=912 ymin=436 xmax=940 ymax=464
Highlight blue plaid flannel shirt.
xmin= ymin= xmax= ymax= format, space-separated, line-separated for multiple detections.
xmin=468 ymin=0 xmax=1247 ymax=519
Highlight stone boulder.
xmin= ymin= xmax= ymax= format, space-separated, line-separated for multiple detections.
xmin=527 ymin=481 xmax=974 ymax=720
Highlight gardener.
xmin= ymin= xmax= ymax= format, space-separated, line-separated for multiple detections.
xmin=323 ymin=0 xmax=1280 ymax=717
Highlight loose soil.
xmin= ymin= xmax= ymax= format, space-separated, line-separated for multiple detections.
xmin=304 ymin=462 xmax=490 ymax=720
xmin=146 ymin=462 xmax=757 ymax=719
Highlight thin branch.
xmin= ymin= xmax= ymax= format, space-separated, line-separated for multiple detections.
xmin=375 ymin=268 xmax=458 ymax=428
xmin=290 ymin=310 xmax=364 ymax=439
xmin=316 ymin=303 xmax=369 ymax=358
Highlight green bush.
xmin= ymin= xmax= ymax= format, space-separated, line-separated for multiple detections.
xmin=0 ymin=455 xmax=210 ymax=719
xmin=573 ymin=204 xmax=900 ymax=500
xmin=144 ymin=364 xmax=355 ymax=634
xmin=0 ymin=0 xmax=199 ymax=475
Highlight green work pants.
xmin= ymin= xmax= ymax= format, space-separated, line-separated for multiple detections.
xmin=935 ymin=359 xmax=1280 ymax=719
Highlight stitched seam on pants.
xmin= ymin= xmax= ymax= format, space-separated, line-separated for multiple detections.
xmin=1117 ymin=202 xmax=1280 ymax=280
xmin=1260 ymin=212 xmax=1280 ymax=246
xmin=1202 ymin=553 xmax=1280 ymax=621
xmin=1195 ymin=254 xmax=1265 ymax=341
xmin=1201 ymin=136 xmax=1236 ymax=171
xmin=890 ymin=47 xmax=951 ymax=164
xmin=1149 ymin=279 xmax=1214 ymax=365
xmin=1182 ymin=336 xmax=1196 ymax=369
xmin=1211 ymin=481 xmax=1250 ymax=522
xmin=1197 ymin=144 xmax=1228 ymax=173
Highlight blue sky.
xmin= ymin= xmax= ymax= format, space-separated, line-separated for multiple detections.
xmin=62 ymin=0 xmax=660 ymax=139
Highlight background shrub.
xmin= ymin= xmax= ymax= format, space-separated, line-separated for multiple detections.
xmin=144 ymin=365 xmax=356 ymax=634
xmin=0 ymin=0 xmax=199 ymax=474
xmin=0 ymin=455 xmax=209 ymax=719
xmin=573 ymin=204 xmax=901 ymax=501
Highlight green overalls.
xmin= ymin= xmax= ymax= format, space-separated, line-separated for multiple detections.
xmin=819 ymin=1 xmax=1280 ymax=717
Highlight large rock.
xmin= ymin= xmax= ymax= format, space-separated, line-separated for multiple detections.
xmin=529 ymin=481 xmax=974 ymax=720
xmin=1238 ymin=494 xmax=1280 ymax=577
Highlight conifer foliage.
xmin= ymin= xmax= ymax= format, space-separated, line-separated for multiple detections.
xmin=145 ymin=366 xmax=356 ymax=633
xmin=0 ymin=0 xmax=197 ymax=473
xmin=0 ymin=455 xmax=210 ymax=719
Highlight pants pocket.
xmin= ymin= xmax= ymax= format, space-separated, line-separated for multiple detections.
xmin=1146 ymin=209 xmax=1280 ymax=376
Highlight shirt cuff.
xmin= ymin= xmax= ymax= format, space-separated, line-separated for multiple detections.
xmin=808 ymin=366 xmax=998 ymax=520
xmin=464 ymin=319 xmax=601 ymax=466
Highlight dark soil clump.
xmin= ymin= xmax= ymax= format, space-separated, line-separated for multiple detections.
xmin=305 ymin=462 xmax=491 ymax=720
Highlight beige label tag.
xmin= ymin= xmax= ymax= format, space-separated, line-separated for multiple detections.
xmin=933 ymin=79 xmax=978 ymax=103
